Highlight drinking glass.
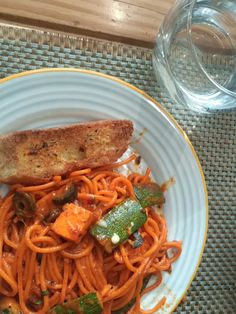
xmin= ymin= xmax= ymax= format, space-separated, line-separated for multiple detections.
xmin=153 ymin=0 xmax=236 ymax=112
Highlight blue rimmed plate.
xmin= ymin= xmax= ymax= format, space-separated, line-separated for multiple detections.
xmin=0 ymin=69 xmax=208 ymax=313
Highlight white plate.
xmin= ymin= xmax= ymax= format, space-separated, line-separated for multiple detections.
xmin=0 ymin=69 xmax=208 ymax=313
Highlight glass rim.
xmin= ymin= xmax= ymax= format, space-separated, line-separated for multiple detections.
xmin=186 ymin=0 xmax=236 ymax=98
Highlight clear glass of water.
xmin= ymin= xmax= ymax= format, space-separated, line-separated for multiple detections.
xmin=153 ymin=0 xmax=236 ymax=113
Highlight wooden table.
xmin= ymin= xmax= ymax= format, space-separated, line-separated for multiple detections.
xmin=0 ymin=0 xmax=175 ymax=47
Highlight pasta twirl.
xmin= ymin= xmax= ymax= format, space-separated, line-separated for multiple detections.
xmin=0 ymin=155 xmax=181 ymax=314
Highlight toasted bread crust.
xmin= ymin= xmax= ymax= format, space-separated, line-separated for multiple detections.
xmin=0 ymin=120 xmax=133 ymax=185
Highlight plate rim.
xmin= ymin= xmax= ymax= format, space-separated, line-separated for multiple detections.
xmin=0 ymin=68 xmax=208 ymax=313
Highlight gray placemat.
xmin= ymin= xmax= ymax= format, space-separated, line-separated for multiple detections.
xmin=0 ymin=24 xmax=235 ymax=314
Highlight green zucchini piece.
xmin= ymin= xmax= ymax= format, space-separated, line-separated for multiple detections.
xmin=134 ymin=183 xmax=165 ymax=208
xmin=51 ymin=292 xmax=102 ymax=314
xmin=52 ymin=184 xmax=77 ymax=205
xmin=112 ymin=276 xmax=150 ymax=314
xmin=90 ymin=199 xmax=147 ymax=253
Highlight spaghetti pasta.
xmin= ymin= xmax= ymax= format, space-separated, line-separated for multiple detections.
xmin=0 ymin=155 xmax=182 ymax=314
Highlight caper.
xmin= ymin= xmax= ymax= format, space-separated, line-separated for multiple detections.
xmin=43 ymin=208 xmax=62 ymax=225
xmin=52 ymin=184 xmax=77 ymax=205
xmin=13 ymin=191 xmax=36 ymax=218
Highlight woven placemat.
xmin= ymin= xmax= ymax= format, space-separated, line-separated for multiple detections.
xmin=0 ymin=24 xmax=235 ymax=313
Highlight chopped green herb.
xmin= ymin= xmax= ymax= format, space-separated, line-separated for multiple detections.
xmin=41 ymin=290 xmax=49 ymax=296
xmin=52 ymin=305 xmax=75 ymax=314
xmin=53 ymin=305 xmax=64 ymax=314
xmin=34 ymin=300 xmax=42 ymax=305
xmin=51 ymin=292 xmax=102 ymax=314
xmin=2 ymin=309 xmax=10 ymax=314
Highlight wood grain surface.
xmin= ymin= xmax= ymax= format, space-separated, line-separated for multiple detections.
xmin=0 ymin=0 xmax=175 ymax=47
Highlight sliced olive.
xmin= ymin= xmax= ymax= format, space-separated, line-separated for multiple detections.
xmin=0 ymin=297 xmax=21 ymax=314
xmin=52 ymin=184 xmax=77 ymax=205
xmin=43 ymin=208 xmax=62 ymax=225
xmin=13 ymin=191 xmax=36 ymax=218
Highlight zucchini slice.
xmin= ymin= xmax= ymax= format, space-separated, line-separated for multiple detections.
xmin=90 ymin=199 xmax=147 ymax=253
xmin=134 ymin=182 xmax=165 ymax=208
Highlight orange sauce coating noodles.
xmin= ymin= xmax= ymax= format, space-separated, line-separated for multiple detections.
xmin=0 ymin=155 xmax=182 ymax=313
